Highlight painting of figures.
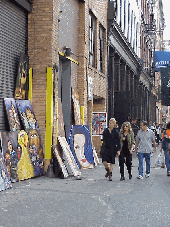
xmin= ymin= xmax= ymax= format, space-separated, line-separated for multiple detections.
xmin=0 ymin=150 xmax=12 ymax=191
xmin=1 ymin=130 xmax=39 ymax=182
xmin=26 ymin=128 xmax=44 ymax=177
xmin=14 ymin=53 xmax=29 ymax=100
xmin=4 ymin=98 xmax=21 ymax=131
xmin=16 ymin=100 xmax=38 ymax=129
xmin=1 ymin=131 xmax=22 ymax=182
xmin=66 ymin=125 xmax=94 ymax=169
xmin=92 ymin=112 xmax=107 ymax=135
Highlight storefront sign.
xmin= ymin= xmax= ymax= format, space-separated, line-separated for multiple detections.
xmin=161 ymin=67 xmax=170 ymax=106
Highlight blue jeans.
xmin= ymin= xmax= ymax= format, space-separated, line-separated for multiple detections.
xmin=164 ymin=150 xmax=170 ymax=172
xmin=138 ymin=152 xmax=151 ymax=176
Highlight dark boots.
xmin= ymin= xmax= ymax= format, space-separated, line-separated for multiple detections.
xmin=109 ymin=171 xmax=112 ymax=181
xmin=105 ymin=168 xmax=109 ymax=178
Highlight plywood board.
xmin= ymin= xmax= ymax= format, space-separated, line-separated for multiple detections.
xmin=72 ymin=88 xmax=82 ymax=125
xmin=57 ymin=98 xmax=65 ymax=137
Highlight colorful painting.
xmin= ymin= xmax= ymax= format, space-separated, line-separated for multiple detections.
xmin=14 ymin=53 xmax=29 ymax=100
xmin=1 ymin=130 xmax=42 ymax=182
xmin=16 ymin=100 xmax=38 ymax=129
xmin=26 ymin=128 xmax=44 ymax=177
xmin=1 ymin=131 xmax=22 ymax=182
xmin=57 ymin=98 xmax=65 ymax=137
xmin=53 ymin=146 xmax=68 ymax=179
xmin=72 ymin=88 xmax=82 ymax=125
xmin=4 ymin=98 xmax=21 ymax=131
xmin=66 ymin=125 xmax=94 ymax=169
xmin=0 ymin=150 xmax=12 ymax=191
xmin=92 ymin=112 xmax=107 ymax=135
xmin=58 ymin=136 xmax=81 ymax=178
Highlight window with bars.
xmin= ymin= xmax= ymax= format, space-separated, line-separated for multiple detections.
xmin=99 ymin=26 xmax=104 ymax=73
xmin=89 ymin=13 xmax=95 ymax=67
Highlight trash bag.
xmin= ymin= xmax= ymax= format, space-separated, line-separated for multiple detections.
xmin=155 ymin=153 xmax=164 ymax=168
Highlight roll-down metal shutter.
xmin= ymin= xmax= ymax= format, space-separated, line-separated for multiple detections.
xmin=0 ymin=0 xmax=27 ymax=131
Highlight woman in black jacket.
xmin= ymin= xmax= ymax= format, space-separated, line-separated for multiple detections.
xmin=102 ymin=118 xmax=121 ymax=181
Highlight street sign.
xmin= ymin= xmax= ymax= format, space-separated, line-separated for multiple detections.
xmin=161 ymin=67 xmax=170 ymax=106
xmin=88 ymin=76 xmax=93 ymax=101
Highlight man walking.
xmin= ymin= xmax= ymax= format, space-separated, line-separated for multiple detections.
xmin=135 ymin=121 xmax=157 ymax=179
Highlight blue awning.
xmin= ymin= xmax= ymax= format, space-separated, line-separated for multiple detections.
xmin=155 ymin=51 xmax=170 ymax=71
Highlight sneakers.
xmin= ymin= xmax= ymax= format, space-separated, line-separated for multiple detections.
xmin=137 ymin=175 xmax=143 ymax=179
xmin=120 ymin=176 xmax=125 ymax=181
xmin=167 ymin=171 xmax=170 ymax=176
xmin=145 ymin=174 xmax=150 ymax=178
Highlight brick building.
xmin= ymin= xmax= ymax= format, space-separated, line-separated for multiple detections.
xmin=28 ymin=0 xmax=108 ymax=168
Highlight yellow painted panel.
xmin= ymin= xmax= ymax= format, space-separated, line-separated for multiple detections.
xmin=45 ymin=67 xmax=53 ymax=159
xmin=81 ymin=106 xmax=84 ymax=125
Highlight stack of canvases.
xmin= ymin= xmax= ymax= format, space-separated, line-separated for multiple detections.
xmin=53 ymin=89 xmax=99 ymax=179
xmin=0 ymin=98 xmax=44 ymax=184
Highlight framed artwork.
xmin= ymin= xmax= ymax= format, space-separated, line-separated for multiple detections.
xmin=58 ymin=136 xmax=81 ymax=178
xmin=53 ymin=146 xmax=68 ymax=179
xmin=66 ymin=125 xmax=94 ymax=169
xmin=57 ymin=98 xmax=65 ymax=137
xmin=4 ymin=98 xmax=21 ymax=131
xmin=1 ymin=130 xmax=36 ymax=182
xmin=72 ymin=88 xmax=82 ymax=125
xmin=92 ymin=112 xmax=107 ymax=135
xmin=1 ymin=131 xmax=22 ymax=182
xmin=26 ymin=129 xmax=44 ymax=177
xmin=0 ymin=150 xmax=12 ymax=191
xmin=14 ymin=53 xmax=29 ymax=100
xmin=16 ymin=100 xmax=38 ymax=129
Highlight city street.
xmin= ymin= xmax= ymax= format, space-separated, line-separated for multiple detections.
xmin=1 ymin=145 xmax=170 ymax=227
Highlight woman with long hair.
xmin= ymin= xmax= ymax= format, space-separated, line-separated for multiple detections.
xmin=102 ymin=118 xmax=120 ymax=181
xmin=119 ymin=122 xmax=135 ymax=181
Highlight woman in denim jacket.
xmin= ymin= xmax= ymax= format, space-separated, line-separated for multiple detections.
xmin=119 ymin=122 xmax=135 ymax=181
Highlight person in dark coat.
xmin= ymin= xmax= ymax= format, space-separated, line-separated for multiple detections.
xmin=102 ymin=118 xmax=121 ymax=181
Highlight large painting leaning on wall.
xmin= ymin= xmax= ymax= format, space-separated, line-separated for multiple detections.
xmin=16 ymin=100 xmax=38 ymax=129
xmin=66 ymin=125 xmax=94 ymax=169
xmin=0 ymin=150 xmax=12 ymax=191
xmin=26 ymin=128 xmax=44 ymax=177
xmin=4 ymin=98 xmax=21 ymax=131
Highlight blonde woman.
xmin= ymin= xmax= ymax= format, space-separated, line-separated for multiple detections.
xmin=119 ymin=122 xmax=135 ymax=181
xmin=102 ymin=118 xmax=120 ymax=181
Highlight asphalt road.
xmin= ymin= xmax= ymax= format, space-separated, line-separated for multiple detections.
xmin=1 ymin=144 xmax=170 ymax=227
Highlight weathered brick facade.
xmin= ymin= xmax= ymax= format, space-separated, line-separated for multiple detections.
xmin=28 ymin=0 xmax=108 ymax=166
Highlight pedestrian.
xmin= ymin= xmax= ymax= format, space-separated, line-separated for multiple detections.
xmin=156 ymin=123 xmax=160 ymax=145
xmin=102 ymin=118 xmax=120 ymax=181
xmin=119 ymin=122 xmax=135 ymax=181
xmin=161 ymin=122 xmax=170 ymax=176
xmin=135 ymin=120 xmax=157 ymax=179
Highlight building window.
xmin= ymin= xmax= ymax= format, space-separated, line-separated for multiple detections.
xmin=133 ymin=16 xmax=136 ymax=49
xmin=120 ymin=0 xmax=122 ymax=27
xmin=89 ymin=13 xmax=95 ymax=67
xmin=128 ymin=3 xmax=130 ymax=40
xmin=136 ymin=22 xmax=138 ymax=53
xmin=124 ymin=0 xmax=126 ymax=32
xmin=99 ymin=26 xmax=104 ymax=73
xmin=130 ymin=10 xmax=133 ymax=44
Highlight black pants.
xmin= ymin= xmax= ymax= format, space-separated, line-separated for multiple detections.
xmin=119 ymin=151 xmax=132 ymax=177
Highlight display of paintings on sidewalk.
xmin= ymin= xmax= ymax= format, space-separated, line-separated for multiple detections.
xmin=53 ymin=146 xmax=68 ymax=179
xmin=72 ymin=88 xmax=82 ymax=125
xmin=0 ymin=149 xmax=12 ymax=192
xmin=4 ymin=98 xmax=21 ymax=131
xmin=1 ymin=130 xmax=43 ymax=182
xmin=16 ymin=100 xmax=38 ymax=129
xmin=58 ymin=136 xmax=81 ymax=178
xmin=66 ymin=125 xmax=94 ymax=169
xmin=57 ymin=98 xmax=65 ymax=137
xmin=14 ymin=53 xmax=29 ymax=100
xmin=92 ymin=145 xmax=100 ymax=166
xmin=26 ymin=129 xmax=44 ymax=177
xmin=92 ymin=112 xmax=107 ymax=135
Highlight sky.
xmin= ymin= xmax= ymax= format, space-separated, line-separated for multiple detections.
xmin=162 ymin=0 xmax=170 ymax=40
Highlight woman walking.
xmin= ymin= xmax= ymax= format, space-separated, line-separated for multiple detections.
xmin=102 ymin=118 xmax=120 ymax=181
xmin=119 ymin=122 xmax=135 ymax=181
